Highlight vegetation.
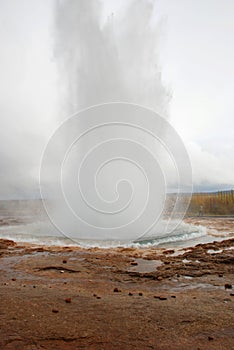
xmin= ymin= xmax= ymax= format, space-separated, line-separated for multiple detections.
xmin=188 ymin=190 xmax=234 ymax=216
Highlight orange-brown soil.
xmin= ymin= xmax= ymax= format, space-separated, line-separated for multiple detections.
xmin=0 ymin=229 xmax=233 ymax=349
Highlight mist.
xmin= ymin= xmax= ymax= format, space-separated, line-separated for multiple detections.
xmin=39 ymin=0 xmax=177 ymax=241
xmin=54 ymin=0 xmax=169 ymax=116
xmin=1 ymin=0 xmax=233 ymax=204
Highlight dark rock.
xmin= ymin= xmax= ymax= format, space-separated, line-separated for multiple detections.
xmin=113 ymin=287 xmax=121 ymax=293
xmin=52 ymin=309 xmax=59 ymax=313
xmin=154 ymin=296 xmax=167 ymax=300
xmin=65 ymin=298 xmax=72 ymax=303
xmin=224 ymin=284 xmax=232 ymax=289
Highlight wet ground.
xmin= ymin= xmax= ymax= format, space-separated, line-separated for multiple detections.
xmin=0 ymin=236 xmax=233 ymax=349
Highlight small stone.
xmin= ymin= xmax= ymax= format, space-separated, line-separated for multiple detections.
xmin=96 ymin=296 xmax=101 ymax=299
xmin=60 ymin=270 xmax=65 ymax=273
xmin=33 ymin=285 xmax=36 ymax=288
xmin=131 ymin=261 xmax=138 ymax=266
xmin=154 ymin=295 xmax=167 ymax=300
xmin=64 ymin=282 xmax=67 ymax=284
xmin=52 ymin=309 xmax=59 ymax=313
xmin=113 ymin=287 xmax=121 ymax=293
xmin=65 ymin=298 xmax=71 ymax=303
xmin=93 ymin=294 xmax=97 ymax=297
xmin=218 ymin=274 xmax=223 ymax=277
xmin=157 ymin=276 xmax=163 ymax=281
xmin=63 ymin=259 xmax=67 ymax=264
xmin=128 ymin=292 xmax=133 ymax=296
xmin=12 ymin=278 xmax=16 ymax=281
xmin=171 ymin=295 xmax=176 ymax=298
xmin=224 ymin=284 xmax=232 ymax=289
xmin=208 ymin=336 xmax=214 ymax=341
xmin=138 ymin=292 xmax=143 ymax=296
xmin=230 ymin=293 xmax=234 ymax=296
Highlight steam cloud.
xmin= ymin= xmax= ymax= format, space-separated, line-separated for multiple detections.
xmin=39 ymin=0 xmax=191 ymax=242
xmin=54 ymin=0 xmax=169 ymax=116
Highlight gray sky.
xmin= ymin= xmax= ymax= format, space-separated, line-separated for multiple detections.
xmin=157 ymin=0 xmax=234 ymax=190
xmin=0 ymin=0 xmax=234 ymax=198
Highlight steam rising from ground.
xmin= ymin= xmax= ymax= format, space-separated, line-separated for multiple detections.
xmin=54 ymin=0 xmax=169 ymax=115
xmin=38 ymin=0 xmax=192 ymax=242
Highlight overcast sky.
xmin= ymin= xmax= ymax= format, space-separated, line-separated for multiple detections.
xmin=0 ymin=0 xmax=234 ymax=198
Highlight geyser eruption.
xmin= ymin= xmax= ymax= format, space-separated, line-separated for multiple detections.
xmin=40 ymin=0 xmax=192 ymax=243
xmin=54 ymin=0 xmax=169 ymax=115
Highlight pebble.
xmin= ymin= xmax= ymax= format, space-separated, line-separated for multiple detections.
xmin=224 ymin=284 xmax=232 ymax=289
xmin=154 ymin=296 xmax=167 ymax=300
xmin=128 ymin=292 xmax=133 ymax=296
xmin=113 ymin=287 xmax=121 ymax=293
xmin=65 ymin=298 xmax=72 ymax=303
xmin=208 ymin=336 xmax=214 ymax=341
xmin=52 ymin=309 xmax=59 ymax=313
xmin=63 ymin=259 xmax=67 ymax=264
xmin=138 ymin=292 xmax=143 ymax=296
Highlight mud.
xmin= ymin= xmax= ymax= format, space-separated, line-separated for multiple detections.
xmin=0 ymin=235 xmax=233 ymax=349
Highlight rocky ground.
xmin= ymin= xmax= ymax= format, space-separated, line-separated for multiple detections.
xmin=0 ymin=229 xmax=233 ymax=350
